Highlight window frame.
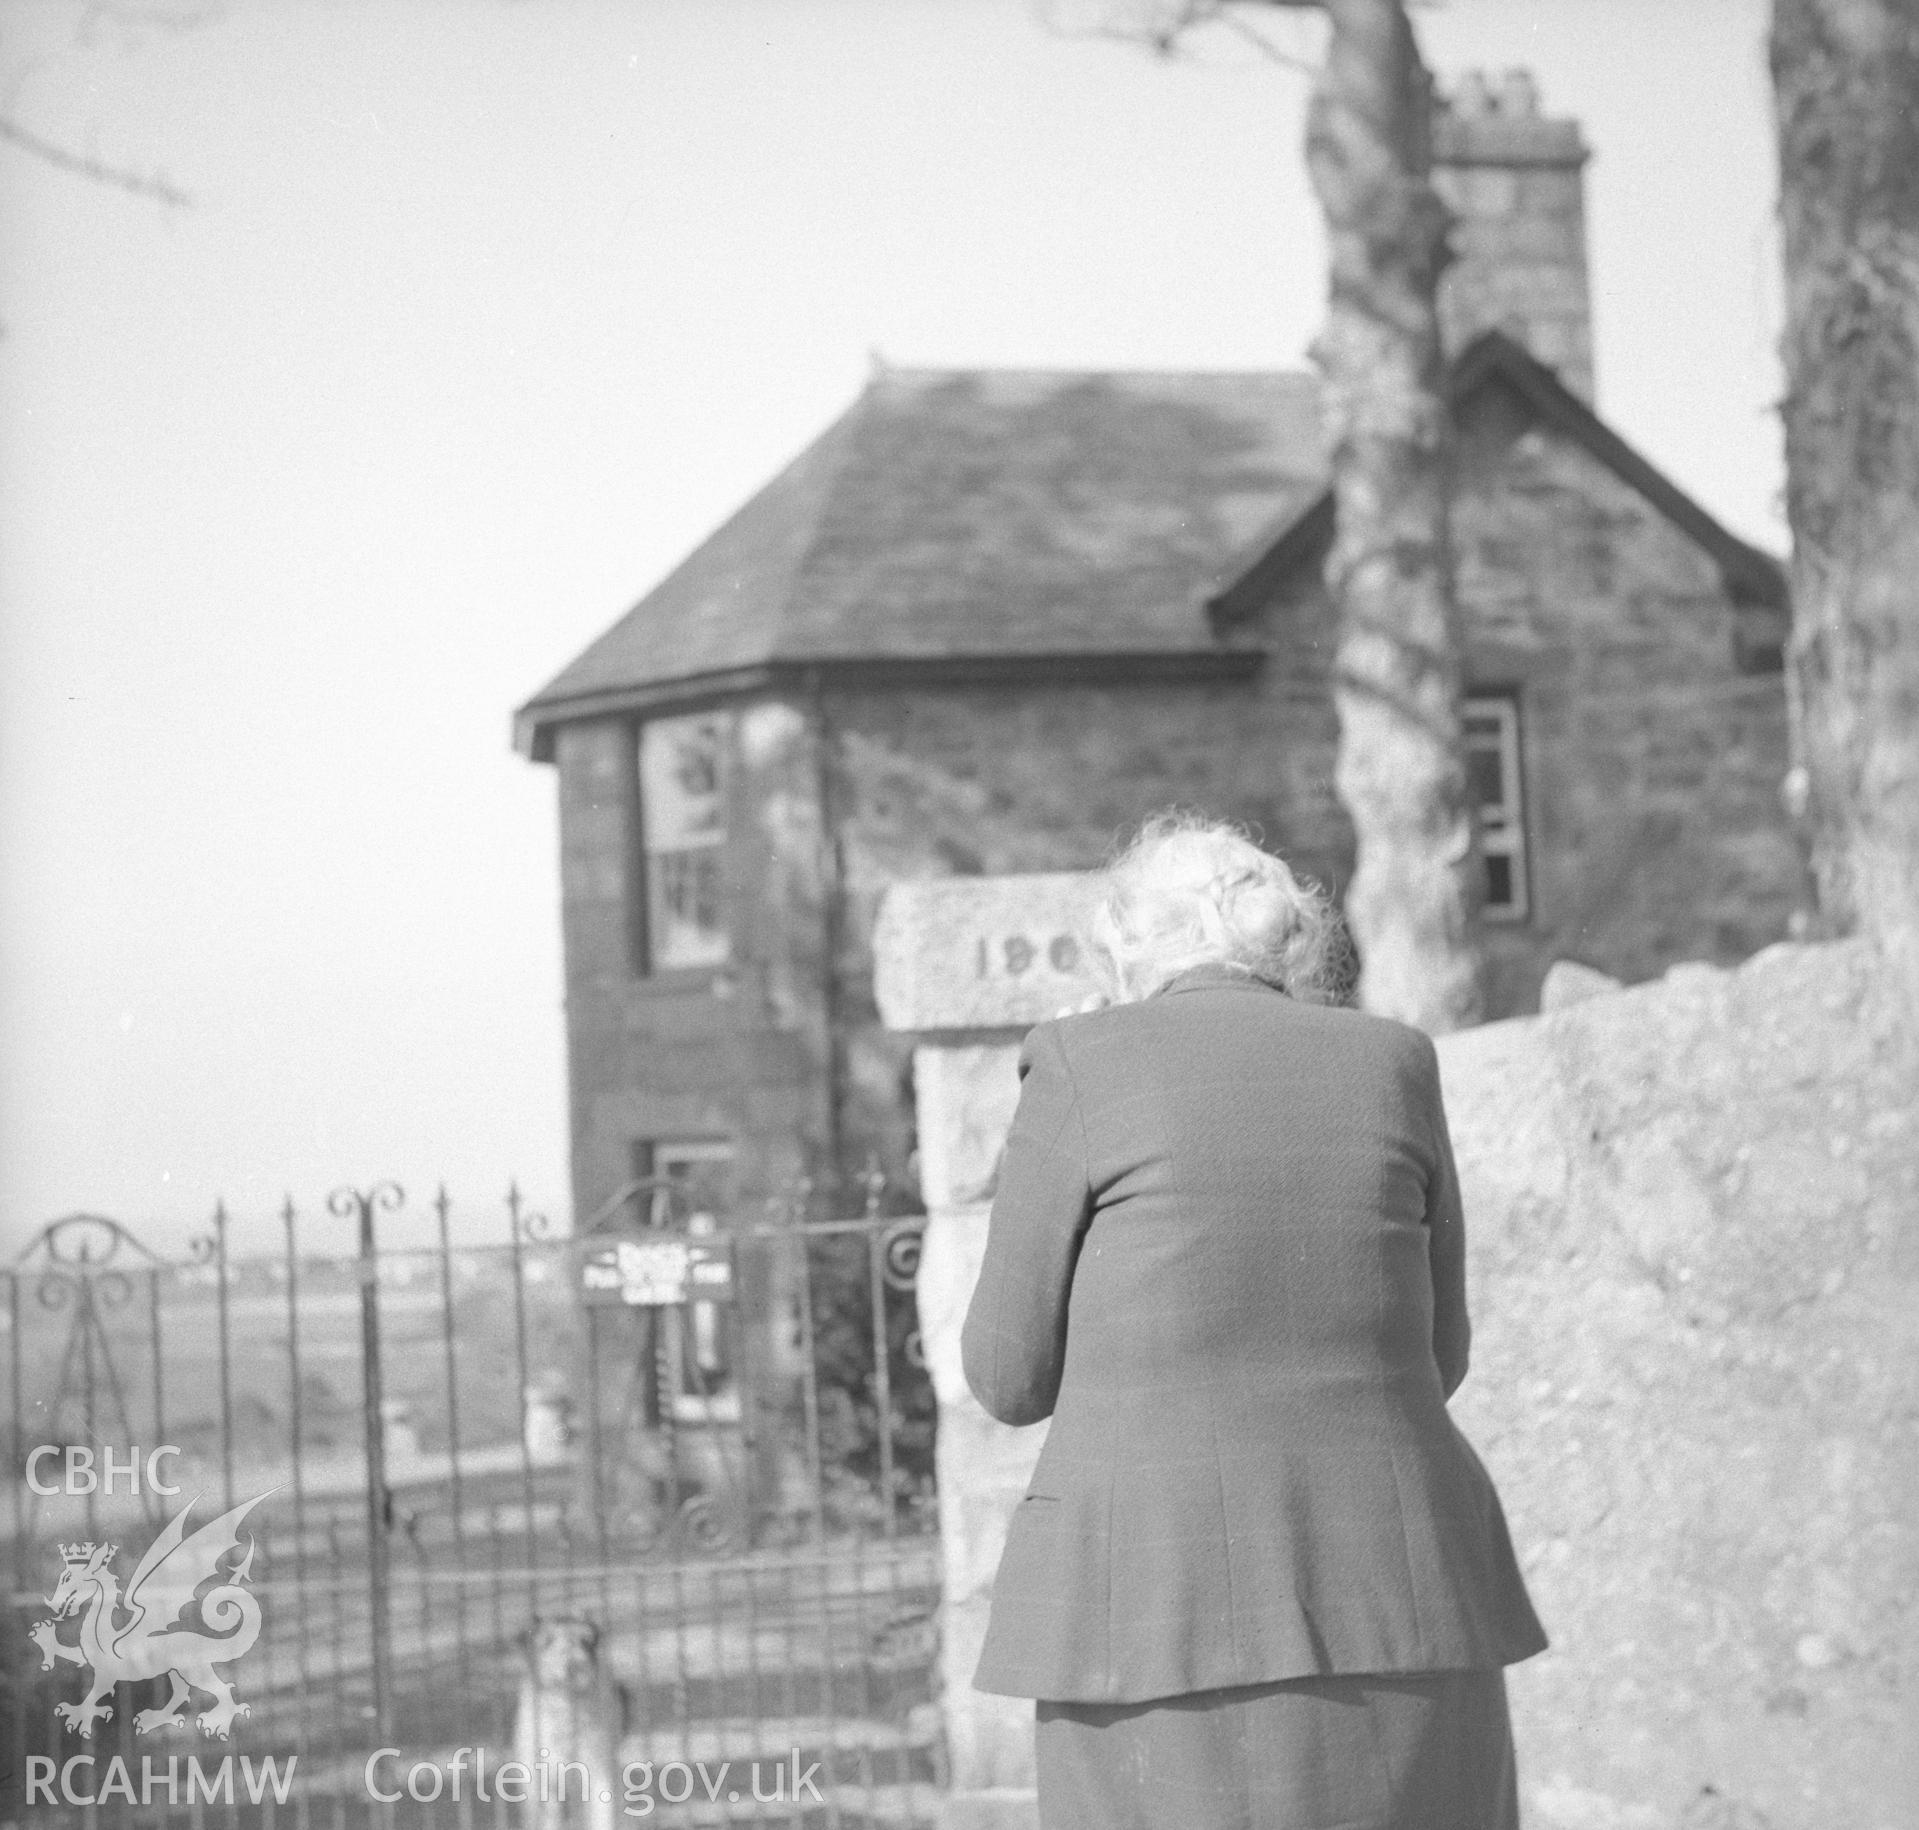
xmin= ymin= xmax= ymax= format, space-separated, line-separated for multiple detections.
xmin=1462 ymin=692 xmax=1531 ymax=924
xmin=631 ymin=709 xmax=734 ymax=977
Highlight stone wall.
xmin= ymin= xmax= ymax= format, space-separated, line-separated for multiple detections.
xmin=1444 ymin=937 xmax=1916 ymax=1827
xmin=877 ymin=865 xmax=1916 ymax=1828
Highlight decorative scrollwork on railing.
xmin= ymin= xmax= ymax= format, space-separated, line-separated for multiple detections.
xmin=617 ymin=1488 xmax=742 ymax=1561
xmin=519 ymin=1208 xmax=557 ymax=1245
xmin=17 ymin=1214 xmax=160 ymax=1315
xmin=15 ymin=1213 xmax=167 ymax=1464
xmin=327 ymin=1182 xmax=405 ymax=1226
xmin=16 ymin=1213 xmax=164 ymax=1273
xmin=16 ymin=1212 xmax=162 ymax=1281
xmin=880 ymin=1218 xmax=925 ymax=1292
xmin=33 ymin=1275 xmax=76 ymax=1313
xmin=902 ymin=1329 xmax=927 ymax=1370
xmin=507 ymin=1181 xmax=557 ymax=1245
xmin=71 ymin=1268 xmax=135 ymax=1314
xmin=672 ymin=1492 xmax=735 ymax=1555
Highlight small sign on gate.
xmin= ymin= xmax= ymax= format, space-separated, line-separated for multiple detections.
xmin=580 ymin=1233 xmax=736 ymax=1307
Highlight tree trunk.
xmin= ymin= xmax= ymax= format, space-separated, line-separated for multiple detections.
xmin=1771 ymin=0 xmax=1919 ymax=996
xmin=1306 ymin=0 xmax=1484 ymax=1032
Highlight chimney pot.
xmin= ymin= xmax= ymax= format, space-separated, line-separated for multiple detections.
xmin=1451 ymin=70 xmax=1495 ymax=119
xmin=1495 ymin=68 xmax=1539 ymax=117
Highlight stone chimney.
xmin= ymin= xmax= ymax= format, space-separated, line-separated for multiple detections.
xmin=1432 ymin=69 xmax=1594 ymax=403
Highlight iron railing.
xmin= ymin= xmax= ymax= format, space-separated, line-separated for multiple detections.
xmin=3 ymin=1181 xmax=940 ymax=1829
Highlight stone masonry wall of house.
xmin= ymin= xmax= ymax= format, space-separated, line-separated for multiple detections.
xmin=817 ymin=414 xmax=1800 ymax=1196
xmin=551 ymin=397 xmax=1800 ymax=1225
xmin=1445 ymin=378 xmax=1802 ymax=1010
xmin=554 ymin=707 xmax=834 ymax=1226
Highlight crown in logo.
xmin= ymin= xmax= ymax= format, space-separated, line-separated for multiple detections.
xmin=58 ymin=1542 xmax=111 ymax=1566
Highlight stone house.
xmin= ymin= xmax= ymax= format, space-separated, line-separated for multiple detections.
xmin=514 ymin=72 xmax=1801 ymax=1249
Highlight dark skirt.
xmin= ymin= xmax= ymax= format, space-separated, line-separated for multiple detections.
xmin=1033 ymin=1668 xmax=1518 ymax=1830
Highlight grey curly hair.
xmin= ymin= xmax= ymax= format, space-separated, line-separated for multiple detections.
xmin=1088 ymin=812 xmax=1347 ymax=1005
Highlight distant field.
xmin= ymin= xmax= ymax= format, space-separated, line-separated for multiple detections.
xmin=5 ymin=1244 xmax=583 ymax=1475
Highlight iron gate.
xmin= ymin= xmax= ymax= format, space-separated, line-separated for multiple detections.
xmin=3 ymin=1181 xmax=942 ymax=1828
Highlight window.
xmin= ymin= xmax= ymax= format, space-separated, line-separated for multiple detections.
xmin=1463 ymin=696 xmax=1529 ymax=922
xmin=638 ymin=711 xmax=732 ymax=971
xmin=646 ymin=1138 xmax=734 ymax=1229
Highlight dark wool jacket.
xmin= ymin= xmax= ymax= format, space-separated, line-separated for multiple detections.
xmin=961 ymin=963 xmax=1548 ymax=1704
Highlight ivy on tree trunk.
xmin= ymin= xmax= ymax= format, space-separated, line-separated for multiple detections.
xmin=1771 ymin=0 xmax=1919 ymax=997
xmin=1307 ymin=0 xmax=1484 ymax=1032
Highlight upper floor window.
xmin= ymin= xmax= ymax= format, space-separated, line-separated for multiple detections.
xmin=1463 ymin=695 xmax=1529 ymax=922
xmin=638 ymin=711 xmax=732 ymax=971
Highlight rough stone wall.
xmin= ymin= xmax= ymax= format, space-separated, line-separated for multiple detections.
xmin=883 ymin=877 xmax=1915 ymax=1830
xmin=1442 ymin=937 xmax=1917 ymax=1828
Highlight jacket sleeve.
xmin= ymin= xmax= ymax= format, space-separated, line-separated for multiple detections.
xmin=960 ymin=1020 xmax=1094 ymax=1427
xmin=1418 ymin=1034 xmax=1472 ymax=1399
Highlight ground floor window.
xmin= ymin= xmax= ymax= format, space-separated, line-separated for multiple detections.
xmin=638 ymin=1138 xmax=739 ymax=1425
xmin=1463 ymin=694 xmax=1529 ymax=921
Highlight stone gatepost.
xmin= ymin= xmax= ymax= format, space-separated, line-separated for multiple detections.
xmin=873 ymin=873 xmax=1103 ymax=1830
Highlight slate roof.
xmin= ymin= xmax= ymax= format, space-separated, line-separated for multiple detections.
xmin=516 ymin=337 xmax=1787 ymax=760
xmin=515 ymin=367 xmax=1326 ymax=756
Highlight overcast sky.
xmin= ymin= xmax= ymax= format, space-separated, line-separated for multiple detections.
xmin=0 ymin=0 xmax=1781 ymax=1253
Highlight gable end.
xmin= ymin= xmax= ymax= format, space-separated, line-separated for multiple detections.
xmin=1210 ymin=331 xmax=1788 ymax=650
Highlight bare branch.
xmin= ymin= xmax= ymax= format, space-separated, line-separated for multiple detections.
xmin=74 ymin=0 xmax=224 ymax=53
xmin=1212 ymin=7 xmax=1320 ymax=73
xmin=1035 ymin=0 xmax=1212 ymax=56
xmin=0 ymin=111 xmax=191 ymax=206
xmin=1037 ymin=0 xmax=1320 ymax=73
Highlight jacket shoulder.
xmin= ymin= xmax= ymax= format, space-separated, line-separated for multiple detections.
xmin=1353 ymin=1008 xmax=1439 ymax=1063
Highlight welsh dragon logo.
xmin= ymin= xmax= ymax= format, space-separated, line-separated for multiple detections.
xmin=29 ymin=1492 xmax=270 ymax=1740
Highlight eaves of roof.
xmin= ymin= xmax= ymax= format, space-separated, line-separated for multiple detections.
xmin=514 ymin=647 xmax=1264 ymax=762
xmin=516 ymin=366 xmax=1323 ymax=759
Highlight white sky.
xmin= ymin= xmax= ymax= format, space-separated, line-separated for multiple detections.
xmin=0 ymin=0 xmax=1782 ymax=1254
